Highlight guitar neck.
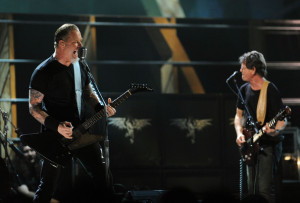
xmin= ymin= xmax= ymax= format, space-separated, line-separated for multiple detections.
xmin=252 ymin=130 xmax=263 ymax=143
xmin=81 ymin=90 xmax=132 ymax=130
xmin=249 ymin=115 xmax=278 ymax=144
xmin=110 ymin=90 xmax=132 ymax=108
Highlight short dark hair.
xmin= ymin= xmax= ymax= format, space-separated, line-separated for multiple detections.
xmin=54 ymin=24 xmax=79 ymax=48
xmin=239 ymin=50 xmax=267 ymax=77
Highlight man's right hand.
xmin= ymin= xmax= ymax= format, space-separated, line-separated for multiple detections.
xmin=236 ymin=134 xmax=246 ymax=147
xmin=17 ymin=184 xmax=35 ymax=198
xmin=58 ymin=121 xmax=73 ymax=139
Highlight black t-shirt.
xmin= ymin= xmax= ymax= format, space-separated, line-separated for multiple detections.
xmin=236 ymin=82 xmax=284 ymax=144
xmin=11 ymin=157 xmax=41 ymax=192
xmin=29 ymin=56 xmax=90 ymax=127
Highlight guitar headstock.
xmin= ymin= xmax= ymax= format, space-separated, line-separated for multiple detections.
xmin=129 ymin=83 xmax=153 ymax=94
xmin=278 ymin=106 xmax=292 ymax=120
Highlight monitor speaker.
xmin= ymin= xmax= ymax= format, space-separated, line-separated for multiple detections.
xmin=281 ymin=127 xmax=300 ymax=181
xmin=125 ymin=190 xmax=165 ymax=203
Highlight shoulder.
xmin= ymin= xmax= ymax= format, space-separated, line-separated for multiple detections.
xmin=268 ymin=81 xmax=279 ymax=90
xmin=31 ymin=56 xmax=59 ymax=83
xmin=30 ymin=56 xmax=57 ymax=91
xmin=267 ymin=82 xmax=280 ymax=94
xmin=267 ymin=81 xmax=282 ymax=99
xmin=33 ymin=56 xmax=56 ymax=75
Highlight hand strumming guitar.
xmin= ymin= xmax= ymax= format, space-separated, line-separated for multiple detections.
xmin=57 ymin=98 xmax=115 ymax=139
xmin=234 ymin=108 xmax=246 ymax=147
xmin=58 ymin=121 xmax=73 ymax=139
xmin=236 ymin=133 xmax=246 ymax=147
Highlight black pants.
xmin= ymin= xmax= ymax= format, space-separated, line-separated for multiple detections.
xmin=33 ymin=143 xmax=111 ymax=203
xmin=246 ymin=142 xmax=282 ymax=203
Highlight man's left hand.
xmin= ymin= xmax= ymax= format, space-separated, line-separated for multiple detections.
xmin=107 ymin=98 xmax=116 ymax=117
xmin=263 ymin=123 xmax=277 ymax=136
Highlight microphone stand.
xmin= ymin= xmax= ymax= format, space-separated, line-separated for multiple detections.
xmin=0 ymin=107 xmax=24 ymax=157
xmin=226 ymin=75 xmax=258 ymax=134
xmin=0 ymin=108 xmax=23 ymax=186
xmin=79 ymin=58 xmax=111 ymax=185
xmin=0 ymin=108 xmax=9 ymax=162
xmin=226 ymin=74 xmax=259 ymax=199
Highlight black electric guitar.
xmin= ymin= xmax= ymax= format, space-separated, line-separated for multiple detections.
xmin=20 ymin=84 xmax=153 ymax=167
xmin=240 ymin=106 xmax=291 ymax=165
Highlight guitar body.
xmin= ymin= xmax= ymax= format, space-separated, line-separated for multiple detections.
xmin=20 ymin=84 xmax=153 ymax=167
xmin=240 ymin=128 xmax=261 ymax=165
xmin=64 ymin=127 xmax=105 ymax=150
xmin=20 ymin=132 xmax=72 ymax=167
xmin=239 ymin=106 xmax=291 ymax=166
xmin=20 ymin=129 xmax=105 ymax=167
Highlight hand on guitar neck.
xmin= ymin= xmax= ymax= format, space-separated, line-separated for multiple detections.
xmin=262 ymin=122 xmax=283 ymax=137
xmin=106 ymin=97 xmax=116 ymax=117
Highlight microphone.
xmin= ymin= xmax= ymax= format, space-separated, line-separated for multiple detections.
xmin=226 ymin=71 xmax=238 ymax=83
xmin=78 ymin=46 xmax=91 ymax=73
xmin=78 ymin=47 xmax=87 ymax=61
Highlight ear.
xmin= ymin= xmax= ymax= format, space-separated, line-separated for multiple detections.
xmin=252 ymin=66 xmax=257 ymax=75
xmin=58 ymin=40 xmax=65 ymax=48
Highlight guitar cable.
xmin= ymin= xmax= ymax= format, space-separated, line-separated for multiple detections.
xmin=239 ymin=159 xmax=243 ymax=201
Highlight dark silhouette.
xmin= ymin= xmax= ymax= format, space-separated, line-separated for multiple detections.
xmin=159 ymin=187 xmax=198 ymax=203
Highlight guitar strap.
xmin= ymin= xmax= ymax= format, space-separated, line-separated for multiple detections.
xmin=73 ymin=61 xmax=82 ymax=118
xmin=256 ymin=80 xmax=270 ymax=124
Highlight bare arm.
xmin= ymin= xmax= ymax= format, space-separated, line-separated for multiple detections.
xmin=234 ymin=108 xmax=245 ymax=147
xmin=83 ymin=84 xmax=102 ymax=107
xmin=275 ymin=119 xmax=287 ymax=131
xmin=29 ymin=89 xmax=48 ymax=124
xmin=29 ymin=89 xmax=73 ymax=139
xmin=264 ymin=118 xmax=287 ymax=136
xmin=84 ymin=84 xmax=116 ymax=117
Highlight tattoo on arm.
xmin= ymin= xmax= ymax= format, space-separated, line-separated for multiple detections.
xmin=29 ymin=89 xmax=48 ymax=124
xmin=84 ymin=84 xmax=102 ymax=107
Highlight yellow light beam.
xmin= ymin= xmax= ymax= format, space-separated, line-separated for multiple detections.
xmin=9 ymin=15 xmax=17 ymax=138
xmin=153 ymin=17 xmax=205 ymax=94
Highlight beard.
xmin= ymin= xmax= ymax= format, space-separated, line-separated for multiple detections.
xmin=71 ymin=49 xmax=79 ymax=64
xmin=71 ymin=57 xmax=79 ymax=64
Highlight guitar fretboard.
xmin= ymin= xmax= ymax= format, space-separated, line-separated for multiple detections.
xmin=81 ymin=90 xmax=132 ymax=130
xmin=249 ymin=110 xmax=283 ymax=143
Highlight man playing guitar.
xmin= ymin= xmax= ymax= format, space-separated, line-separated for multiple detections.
xmin=234 ymin=51 xmax=287 ymax=202
xmin=29 ymin=24 xmax=116 ymax=202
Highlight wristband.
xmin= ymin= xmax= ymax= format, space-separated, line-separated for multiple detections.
xmin=275 ymin=129 xmax=280 ymax=134
xmin=44 ymin=116 xmax=60 ymax=132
